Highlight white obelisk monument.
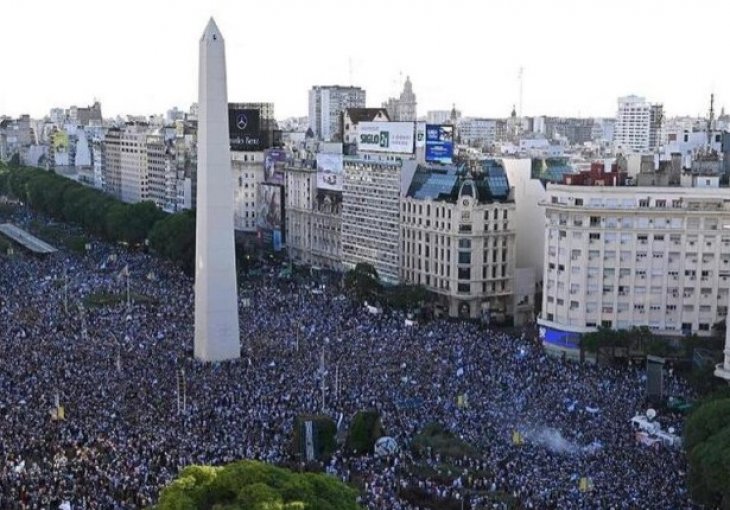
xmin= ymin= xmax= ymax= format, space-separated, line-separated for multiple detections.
xmin=194 ymin=18 xmax=240 ymax=362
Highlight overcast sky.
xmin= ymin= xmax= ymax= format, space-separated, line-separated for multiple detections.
xmin=0 ymin=0 xmax=725 ymax=120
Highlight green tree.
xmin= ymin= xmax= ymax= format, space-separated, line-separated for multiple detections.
xmin=153 ymin=460 xmax=360 ymax=510
xmin=345 ymin=410 xmax=384 ymax=455
xmin=148 ymin=210 xmax=196 ymax=273
xmin=685 ymin=398 xmax=730 ymax=508
xmin=343 ymin=263 xmax=381 ymax=303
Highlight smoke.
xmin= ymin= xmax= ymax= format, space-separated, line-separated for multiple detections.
xmin=522 ymin=426 xmax=602 ymax=456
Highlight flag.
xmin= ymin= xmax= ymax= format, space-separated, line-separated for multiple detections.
xmin=579 ymin=477 xmax=594 ymax=492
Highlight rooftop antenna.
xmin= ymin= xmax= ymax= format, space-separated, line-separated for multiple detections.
xmin=348 ymin=57 xmax=353 ymax=86
xmin=518 ymin=67 xmax=524 ymax=118
xmin=707 ymin=92 xmax=715 ymax=147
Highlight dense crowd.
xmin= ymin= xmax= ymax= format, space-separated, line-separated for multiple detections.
xmin=0 ymin=209 xmax=694 ymax=509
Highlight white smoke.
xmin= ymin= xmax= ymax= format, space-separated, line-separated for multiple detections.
xmin=522 ymin=426 xmax=602 ymax=456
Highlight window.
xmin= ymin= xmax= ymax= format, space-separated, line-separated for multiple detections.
xmin=458 ymin=268 xmax=471 ymax=280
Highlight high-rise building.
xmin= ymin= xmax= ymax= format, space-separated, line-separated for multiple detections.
xmin=102 ymin=128 xmax=122 ymax=197
xmin=614 ymin=95 xmax=663 ymax=154
xmin=341 ymin=157 xmax=405 ymax=283
xmin=308 ymin=85 xmax=366 ymax=141
xmin=118 ymin=125 xmax=149 ymax=204
xmin=382 ymin=76 xmax=417 ymax=122
xmin=146 ymin=133 xmax=167 ymax=209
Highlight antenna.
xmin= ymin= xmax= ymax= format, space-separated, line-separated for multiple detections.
xmin=348 ymin=57 xmax=353 ymax=85
xmin=708 ymin=92 xmax=715 ymax=146
xmin=518 ymin=67 xmax=524 ymax=118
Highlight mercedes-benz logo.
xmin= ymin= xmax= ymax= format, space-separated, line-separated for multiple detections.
xmin=236 ymin=113 xmax=248 ymax=130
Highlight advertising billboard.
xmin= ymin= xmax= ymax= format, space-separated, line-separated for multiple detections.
xmin=357 ymin=121 xmax=415 ymax=154
xmin=415 ymin=122 xmax=426 ymax=148
xmin=316 ymin=153 xmax=344 ymax=191
xmin=425 ymin=124 xmax=454 ymax=164
xmin=228 ymin=107 xmax=262 ymax=151
xmin=257 ymin=183 xmax=283 ymax=231
xmin=264 ymin=148 xmax=288 ymax=184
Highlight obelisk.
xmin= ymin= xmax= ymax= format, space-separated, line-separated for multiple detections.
xmin=194 ymin=18 xmax=240 ymax=361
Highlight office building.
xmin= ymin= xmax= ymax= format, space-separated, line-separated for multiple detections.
xmin=308 ymin=85 xmax=366 ymax=141
xmin=341 ymin=157 xmax=404 ymax=283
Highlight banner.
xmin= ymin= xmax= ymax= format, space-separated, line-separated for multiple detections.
xmin=415 ymin=122 xmax=426 ymax=148
xmin=425 ymin=124 xmax=454 ymax=163
xmin=358 ymin=121 xmax=415 ymax=154
xmin=228 ymin=108 xmax=262 ymax=151
xmin=264 ymin=148 xmax=287 ymax=184
xmin=316 ymin=153 xmax=344 ymax=191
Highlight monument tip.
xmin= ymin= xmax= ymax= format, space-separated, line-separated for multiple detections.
xmin=201 ymin=17 xmax=223 ymax=42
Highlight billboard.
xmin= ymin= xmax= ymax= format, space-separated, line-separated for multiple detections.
xmin=257 ymin=183 xmax=283 ymax=231
xmin=415 ymin=122 xmax=426 ymax=148
xmin=228 ymin=107 xmax=262 ymax=151
xmin=357 ymin=121 xmax=414 ymax=154
xmin=425 ymin=124 xmax=454 ymax=164
xmin=316 ymin=153 xmax=344 ymax=191
xmin=264 ymin=148 xmax=288 ymax=184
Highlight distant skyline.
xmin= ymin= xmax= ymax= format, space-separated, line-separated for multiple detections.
xmin=0 ymin=0 xmax=726 ymax=121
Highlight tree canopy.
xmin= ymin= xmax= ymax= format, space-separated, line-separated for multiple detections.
xmin=0 ymin=165 xmax=195 ymax=270
xmin=684 ymin=396 xmax=730 ymax=508
xmin=153 ymin=460 xmax=360 ymax=510
xmin=343 ymin=262 xmax=381 ymax=302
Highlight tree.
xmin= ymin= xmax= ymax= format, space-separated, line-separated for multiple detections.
xmin=345 ymin=410 xmax=384 ymax=455
xmin=343 ymin=263 xmax=381 ymax=302
xmin=148 ymin=210 xmax=196 ymax=273
xmin=685 ymin=398 xmax=730 ymax=508
xmin=154 ymin=460 xmax=360 ymax=510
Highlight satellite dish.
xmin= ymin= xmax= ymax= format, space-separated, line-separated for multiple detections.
xmin=646 ymin=409 xmax=657 ymax=420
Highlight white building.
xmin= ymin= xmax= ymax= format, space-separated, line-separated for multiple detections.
xmin=539 ymin=184 xmax=730 ymax=353
xmin=614 ymin=95 xmax=663 ymax=154
xmin=232 ymin=151 xmax=265 ymax=231
xmin=308 ymin=85 xmax=366 ymax=141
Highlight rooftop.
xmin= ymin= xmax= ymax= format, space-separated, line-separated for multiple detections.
xmin=406 ymin=160 xmax=512 ymax=203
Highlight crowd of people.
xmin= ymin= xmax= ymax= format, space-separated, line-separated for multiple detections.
xmin=0 ymin=208 xmax=695 ymax=509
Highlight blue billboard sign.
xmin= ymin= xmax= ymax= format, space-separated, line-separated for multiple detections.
xmin=425 ymin=124 xmax=454 ymax=164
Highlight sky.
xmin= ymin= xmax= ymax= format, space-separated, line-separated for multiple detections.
xmin=0 ymin=0 xmax=726 ymax=120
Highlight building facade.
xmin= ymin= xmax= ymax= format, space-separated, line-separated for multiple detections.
xmin=341 ymin=157 xmax=402 ymax=283
xmin=232 ymin=151 xmax=265 ymax=231
xmin=401 ymin=162 xmax=516 ymax=319
xmin=539 ymin=184 xmax=730 ymax=352
xmin=285 ymin=162 xmax=343 ymax=270
xmin=308 ymin=86 xmax=366 ymax=141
